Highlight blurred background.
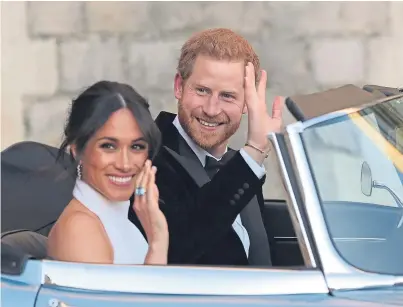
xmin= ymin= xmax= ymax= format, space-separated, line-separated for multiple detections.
xmin=2 ymin=1 xmax=403 ymax=198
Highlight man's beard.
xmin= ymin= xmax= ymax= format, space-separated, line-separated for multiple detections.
xmin=177 ymin=101 xmax=240 ymax=151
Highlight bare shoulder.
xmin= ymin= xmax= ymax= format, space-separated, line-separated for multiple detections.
xmin=48 ymin=204 xmax=113 ymax=264
xmin=65 ymin=210 xmax=105 ymax=237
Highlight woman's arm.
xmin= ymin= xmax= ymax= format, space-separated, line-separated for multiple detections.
xmin=144 ymin=243 xmax=168 ymax=264
xmin=133 ymin=160 xmax=169 ymax=265
xmin=48 ymin=212 xmax=113 ymax=264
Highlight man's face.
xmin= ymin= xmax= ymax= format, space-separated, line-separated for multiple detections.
xmin=174 ymin=55 xmax=246 ymax=154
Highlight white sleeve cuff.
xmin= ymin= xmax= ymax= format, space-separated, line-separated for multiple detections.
xmin=239 ymin=148 xmax=266 ymax=179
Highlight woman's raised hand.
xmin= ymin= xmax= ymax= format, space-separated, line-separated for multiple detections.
xmin=133 ymin=160 xmax=168 ymax=264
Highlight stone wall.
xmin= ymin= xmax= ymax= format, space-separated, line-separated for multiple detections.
xmin=2 ymin=1 xmax=403 ymax=198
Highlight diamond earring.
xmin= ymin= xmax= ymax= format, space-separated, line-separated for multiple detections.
xmin=77 ymin=162 xmax=82 ymax=180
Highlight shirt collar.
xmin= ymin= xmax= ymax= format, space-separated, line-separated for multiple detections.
xmin=172 ymin=116 xmax=227 ymax=167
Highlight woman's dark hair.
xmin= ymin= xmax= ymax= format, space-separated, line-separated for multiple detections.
xmin=58 ymin=81 xmax=161 ymax=165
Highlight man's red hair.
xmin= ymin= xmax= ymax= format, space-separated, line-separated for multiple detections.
xmin=177 ymin=28 xmax=261 ymax=83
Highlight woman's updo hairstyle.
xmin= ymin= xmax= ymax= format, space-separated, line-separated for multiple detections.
xmin=58 ymin=81 xmax=161 ymax=164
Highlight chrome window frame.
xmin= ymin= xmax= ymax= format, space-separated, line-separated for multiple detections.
xmin=268 ymin=133 xmax=319 ymax=269
xmin=283 ymin=93 xmax=403 ymax=291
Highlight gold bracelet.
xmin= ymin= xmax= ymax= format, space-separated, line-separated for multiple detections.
xmin=245 ymin=142 xmax=270 ymax=158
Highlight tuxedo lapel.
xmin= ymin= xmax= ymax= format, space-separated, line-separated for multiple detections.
xmin=163 ymin=146 xmax=209 ymax=187
xmin=156 ymin=111 xmax=210 ymax=187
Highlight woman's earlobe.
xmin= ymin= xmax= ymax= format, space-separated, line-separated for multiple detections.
xmin=70 ymin=144 xmax=78 ymax=160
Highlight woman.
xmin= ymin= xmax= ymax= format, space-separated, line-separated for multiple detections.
xmin=47 ymin=81 xmax=168 ymax=265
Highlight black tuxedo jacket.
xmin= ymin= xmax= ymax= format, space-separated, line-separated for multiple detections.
xmin=129 ymin=112 xmax=272 ymax=265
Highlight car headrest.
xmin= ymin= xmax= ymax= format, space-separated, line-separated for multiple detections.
xmin=1 ymin=229 xmax=48 ymax=260
xmin=1 ymin=141 xmax=75 ymax=234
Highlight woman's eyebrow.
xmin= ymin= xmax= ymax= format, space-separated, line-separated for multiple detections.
xmin=96 ymin=137 xmax=146 ymax=142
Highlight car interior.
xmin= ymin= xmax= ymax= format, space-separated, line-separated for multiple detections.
xmin=0 ymin=141 xmax=306 ymax=271
xmin=2 ymin=84 xmax=402 ymax=274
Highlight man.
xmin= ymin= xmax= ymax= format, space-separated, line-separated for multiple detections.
xmin=129 ymin=28 xmax=283 ymax=265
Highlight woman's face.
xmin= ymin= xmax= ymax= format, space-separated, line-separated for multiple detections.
xmin=80 ymin=108 xmax=149 ymax=202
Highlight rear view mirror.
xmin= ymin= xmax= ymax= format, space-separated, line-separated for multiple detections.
xmin=361 ymin=161 xmax=373 ymax=197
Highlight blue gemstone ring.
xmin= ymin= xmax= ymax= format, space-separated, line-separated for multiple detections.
xmin=135 ymin=187 xmax=146 ymax=196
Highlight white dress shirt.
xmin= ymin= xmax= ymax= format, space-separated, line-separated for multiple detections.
xmin=172 ymin=116 xmax=266 ymax=257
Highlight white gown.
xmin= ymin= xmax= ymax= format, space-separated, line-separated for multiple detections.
xmin=72 ymin=179 xmax=148 ymax=264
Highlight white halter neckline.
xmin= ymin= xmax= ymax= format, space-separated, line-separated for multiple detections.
xmin=73 ymin=179 xmax=130 ymax=218
xmin=73 ymin=179 xmax=148 ymax=264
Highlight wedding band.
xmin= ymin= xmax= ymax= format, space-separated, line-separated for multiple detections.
xmin=135 ymin=187 xmax=146 ymax=196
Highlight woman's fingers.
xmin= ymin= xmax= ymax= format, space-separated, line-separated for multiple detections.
xmin=139 ymin=160 xmax=150 ymax=193
xmin=133 ymin=165 xmax=144 ymax=210
xmin=134 ymin=160 xmax=150 ymax=211
xmin=146 ymin=166 xmax=158 ymax=209
xmin=135 ymin=164 xmax=145 ymax=189
xmin=153 ymin=180 xmax=159 ymax=203
xmin=135 ymin=161 xmax=167 ymax=250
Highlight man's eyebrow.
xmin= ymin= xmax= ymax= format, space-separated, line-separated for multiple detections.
xmin=192 ymin=83 xmax=210 ymax=89
xmin=221 ymin=90 xmax=238 ymax=95
xmin=193 ymin=83 xmax=238 ymax=94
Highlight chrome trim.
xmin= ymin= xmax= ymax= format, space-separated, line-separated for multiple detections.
xmin=333 ymin=238 xmax=386 ymax=242
xmin=286 ymin=124 xmax=399 ymax=291
xmin=373 ymin=180 xmax=403 ymax=228
xmin=41 ymin=260 xmax=328 ymax=295
xmin=288 ymin=93 xmax=403 ymax=132
xmin=269 ymin=133 xmax=317 ymax=268
xmin=395 ymin=275 xmax=403 ymax=285
xmin=274 ymin=236 xmax=297 ymax=240
xmin=274 ymin=236 xmax=386 ymax=242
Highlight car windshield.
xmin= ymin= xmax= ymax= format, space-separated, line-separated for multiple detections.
xmin=301 ymin=96 xmax=403 ymax=276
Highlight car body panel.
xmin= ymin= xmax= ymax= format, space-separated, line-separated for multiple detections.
xmin=333 ymin=287 xmax=403 ymax=306
xmin=31 ymin=286 xmax=397 ymax=307
xmin=1 ymin=280 xmax=40 ymax=307
xmin=2 ymin=259 xmax=329 ymax=296
xmin=2 ymin=276 xmax=400 ymax=307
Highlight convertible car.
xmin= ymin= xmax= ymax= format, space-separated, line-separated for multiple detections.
xmin=2 ymin=84 xmax=403 ymax=306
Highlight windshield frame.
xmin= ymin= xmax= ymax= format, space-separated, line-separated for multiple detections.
xmin=285 ymin=93 xmax=403 ymax=292
xmin=298 ymin=93 xmax=403 ymax=131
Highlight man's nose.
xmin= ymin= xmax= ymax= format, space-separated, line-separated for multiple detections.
xmin=202 ymin=95 xmax=221 ymax=117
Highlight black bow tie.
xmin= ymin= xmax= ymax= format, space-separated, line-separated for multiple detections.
xmin=204 ymin=152 xmax=232 ymax=179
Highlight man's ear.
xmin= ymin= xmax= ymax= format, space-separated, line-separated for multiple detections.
xmin=174 ymin=73 xmax=184 ymax=100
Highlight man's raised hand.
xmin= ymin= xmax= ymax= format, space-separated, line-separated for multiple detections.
xmin=243 ymin=62 xmax=284 ymax=164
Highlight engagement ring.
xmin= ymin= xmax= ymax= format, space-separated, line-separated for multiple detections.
xmin=135 ymin=187 xmax=146 ymax=196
